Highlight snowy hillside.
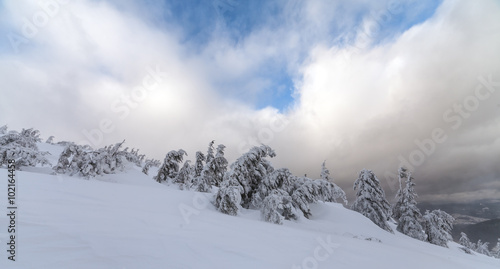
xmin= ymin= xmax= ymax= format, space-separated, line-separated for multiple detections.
xmin=0 ymin=143 xmax=499 ymax=269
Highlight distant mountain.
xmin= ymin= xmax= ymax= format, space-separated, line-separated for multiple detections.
xmin=453 ymin=219 xmax=500 ymax=247
xmin=452 ymin=214 xmax=489 ymax=225
xmin=418 ymin=201 xmax=500 ymax=220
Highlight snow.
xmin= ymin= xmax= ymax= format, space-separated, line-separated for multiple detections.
xmin=0 ymin=144 xmax=499 ymax=269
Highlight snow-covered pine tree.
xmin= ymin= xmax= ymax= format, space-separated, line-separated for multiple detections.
xmin=351 ymin=169 xmax=393 ymax=233
xmin=154 ymin=149 xmax=187 ymax=183
xmin=253 ymin=168 xmax=295 ymax=208
xmin=123 ymin=148 xmax=145 ymax=167
xmin=0 ymin=127 xmax=51 ymax=168
xmin=291 ymin=177 xmax=318 ymax=219
xmin=475 ymin=240 xmax=491 ymax=256
xmin=253 ymin=168 xmax=339 ymax=220
xmin=45 ymin=136 xmax=55 ymax=144
xmin=261 ymin=189 xmax=297 ymax=225
xmin=215 ymin=175 xmax=243 ymax=216
xmin=459 ymin=232 xmax=473 ymax=250
xmin=205 ymin=140 xmax=215 ymax=167
xmin=492 ymin=238 xmax=500 ymax=258
xmin=173 ymin=160 xmax=192 ymax=189
xmin=53 ymin=140 xmax=132 ymax=178
xmin=194 ymin=151 xmax=205 ymax=178
xmin=142 ymin=159 xmax=160 ymax=175
xmin=319 ymin=161 xmax=347 ymax=204
xmin=422 ymin=209 xmax=454 ymax=247
xmin=212 ymin=144 xmax=228 ymax=187
xmin=395 ymin=172 xmax=426 ymax=241
xmin=216 ymin=145 xmax=276 ymax=210
xmin=392 ymin=166 xmax=408 ymax=221
xmin=194 ymin=143 xmax=229 ymax=192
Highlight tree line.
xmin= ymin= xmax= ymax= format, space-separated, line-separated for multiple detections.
xmin=1 ymin=125 xmax=499 ymax=257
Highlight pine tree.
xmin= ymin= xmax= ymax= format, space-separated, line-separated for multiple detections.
xmin=459 ymin=232 xmax=473 ymax=249
xmin=475 ymin=240 xmax=491 ymax=256
xmin=291 ymin=177 xmax=318 ymax=219
xmin=215 ymin=175 xmax=243 ymax=216
xmin=53 ymin=140 xmax=137 ymax=179
xmin=195 ymin=143 xmax=228 ymax=192
xmin=205 ymin=140 xmax=215 ymax=166
xmin=319 ymin=161 xmax=347 ymax=205
xmin=212 ymin=144 xmax=228 ymax=187
xmin=194 ymin=151 xmax=205 ymax=178
xmin=395 ymin=171 xmax=425 ymax=241
xmin=422 ymin=209 xmax=454 ymax=247
xmin=392 ymin=166 xmax=408 ymax=221
xmin=173 ymin=160 xmax=192 ymax=188
xmin=252 ymin=168 xmax=295 ymax=208
xmin=155 ymin=149 xmax=187 ymax=183
xmin=216 ymin=145 xmax=276 ymax=210
xmin=352 ymin=169 xmax=393 ymax=233
xmin=492 ymin=238 xmax=500 ymax=258
xmin=46 ymin=136 xmax=55 ymax=144
xmin=0 ymin=127 xmax=51 ymax=168
xmin=261 ymin=189 xmax=297 ymax=225
xmin=142 ymin=159 xmax=160 ymax=175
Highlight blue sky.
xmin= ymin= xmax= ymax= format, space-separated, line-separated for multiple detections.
xmin=0 ymin=0 xmax=442 ymax=111
xmin=93 ymin=0 xmax=443 ymax=111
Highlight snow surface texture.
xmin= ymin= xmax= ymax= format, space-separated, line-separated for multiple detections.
xmin=0 ymin=144 xmax=499 ymax=269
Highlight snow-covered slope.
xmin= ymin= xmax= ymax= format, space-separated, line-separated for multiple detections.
xmin=0 ymin=144 xmax=498 ymax=269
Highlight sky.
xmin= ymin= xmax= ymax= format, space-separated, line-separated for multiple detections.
xmin=1 ymin=0 xmax=499 ymax=204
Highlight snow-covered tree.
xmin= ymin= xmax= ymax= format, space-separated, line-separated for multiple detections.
xmin=194 ymin=143 xmax=229 ymax=192
xmin=395 ymin=171 xmax=425 ymax=241
xmin=217 ymin=145 xmax=276 ymax=211
xmin=492 ymin=239 xmax=500 ymax=258
xmin=142 ymin=159 xmax=160 ymax=175
xmin=459 ymin=232 xmax=473 ymax=250
xmin=290 ymin=177 xmax=318 ymax=219
xmin=45 ymin=136 xmax=55 ymax=144
xmin=392 ymin=166 xmax=408 ymax=221
xmin=123 ymin=148 xmax=145 ymax=167
xmin=351 ymin=169 xmax=393 ymax=233
xmin=193 ymin=151 xmax=205 ymax=178
xmin=205 ymin=140 xmax=215 ymax=166
xmin=173 ymin=160 xmax=192 ymax=189
xmin=212 ymin=144 xmax=228 ymax=187
xmin=215 ymin=175 xmax=243 ymax=216
xmin=0 ymin=127 xmax=51 ymax=168
xmin=319 ymin=161 xmax=347 ymax=204
xmin=155 ymin=149 xmax=187 ymax=183
xmin=422 ymin=209 xmax=454 ymax=247
xmin=261 ymin=189 xmax=297 ymax=225
xmin=53 ymin=140 xmax=133 ymax=178
xmin=475 ymin=240 xmax=491 ymax=256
